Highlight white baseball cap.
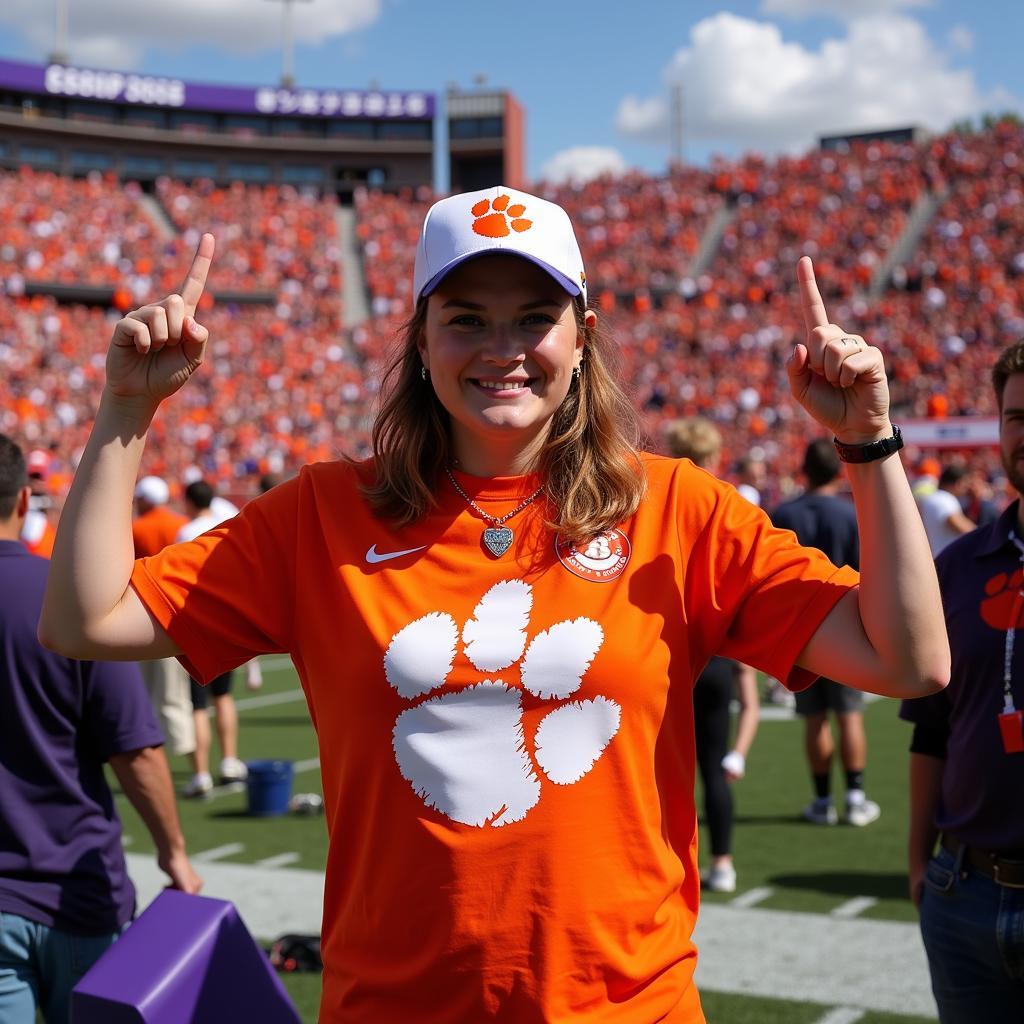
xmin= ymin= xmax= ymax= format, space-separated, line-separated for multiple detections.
xmin=134 ymin=475 xmax=169 ymax=506
xmin=412 ymin=186 xmax=588 ymax=305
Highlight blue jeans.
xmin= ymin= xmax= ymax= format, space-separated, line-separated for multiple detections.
xmin=0 ymin=911 xmax=118 ymax=1024
xmin=919 ymin=845 xmax=1024 ymax=1024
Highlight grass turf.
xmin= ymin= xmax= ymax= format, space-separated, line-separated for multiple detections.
xmin=698 ymin=691 xmax=919 ymax=924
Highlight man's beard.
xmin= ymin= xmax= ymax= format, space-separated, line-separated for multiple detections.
xmin=1001 ymin=447 xmax=1024 ymax=496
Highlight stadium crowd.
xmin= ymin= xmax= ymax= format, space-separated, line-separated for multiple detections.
xmin=1 ymin=122 xmax=1022 ymax=510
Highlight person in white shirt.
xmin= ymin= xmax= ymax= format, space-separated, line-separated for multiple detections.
xmin=918 ymin=463 xmax=975 ymax=556
xmin=176 ymin=480 xmax=248 ymax=796
xmin=175 ymin=480 xmax=237 ymax=543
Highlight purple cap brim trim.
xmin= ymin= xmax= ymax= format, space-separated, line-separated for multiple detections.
xmin=419 ymin=251 xmax=581 ymax=301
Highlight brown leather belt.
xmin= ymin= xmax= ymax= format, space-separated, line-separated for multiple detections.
xmin=942 ymin=834 xmax=1024 ymax=889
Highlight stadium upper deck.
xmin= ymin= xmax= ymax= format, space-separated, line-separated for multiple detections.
xmin=0 ymin=56 xmax=436 ymax=194
xmin=0 ymin=57 xmax=526 ymax=197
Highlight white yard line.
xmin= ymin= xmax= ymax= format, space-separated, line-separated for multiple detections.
xmin=234 ymin=688 xmax=307 ymax=712
xmin=193 ymin=842 xmax=246 ymax=863
xmin=255 ymin=852 xmax=302 ymax=869
xmin=811 ymin=1009 xmax=867 ymax=1024
xmin=729 ymin=886 xmax=774 ymax=908
xmin=754 ymin=706 xmax=796 ymax=722
xmin=205 ymin=779 xmax=247 ymax=800
xmin=831 ymin=896 xmax=878 ymax=919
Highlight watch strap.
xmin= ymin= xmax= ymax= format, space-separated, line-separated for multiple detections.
xmin=833 ymin=424 xmax=904 ymax=464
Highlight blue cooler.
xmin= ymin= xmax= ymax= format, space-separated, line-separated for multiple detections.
xmin=246 ymin=759 xmax=294 ymax=816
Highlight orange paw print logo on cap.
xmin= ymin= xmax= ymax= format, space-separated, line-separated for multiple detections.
xmin=471 ymin=195 xmax=532 ymax=238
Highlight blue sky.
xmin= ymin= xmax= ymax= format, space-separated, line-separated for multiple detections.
xmin=1 ymin=0 xmax=1021 ymax=186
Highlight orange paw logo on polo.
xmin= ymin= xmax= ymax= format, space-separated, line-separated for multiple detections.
xmin=471 ymin=195 xmax=532 ymax=237
xmin=981 ymin=569 xmax=1024 ymax=630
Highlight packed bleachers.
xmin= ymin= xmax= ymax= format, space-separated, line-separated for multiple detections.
xmin=704 ymin=144 xmax=931 ymax=305
xmin=0 ymin=297 xmax=371 ymax=499
xmin=2 ymin=122 xmax=1022 ymax=509
xmin=539 ymin=166 xmax=725 ymax=299
xmin=155 ymin=178 xmax=342 ymax=313
xmin=0 ymin=169 xmax=170 ymax=295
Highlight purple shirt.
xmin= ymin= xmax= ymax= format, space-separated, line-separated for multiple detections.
xmin=899 ymin=500 xmax=1024 ymax=851
xmin=771 ymin=491 xmax=860 ymax=571
xmin=0 ymin=540 xmax=164 ymax=934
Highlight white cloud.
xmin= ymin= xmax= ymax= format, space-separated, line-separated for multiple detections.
xmin=539 ymin=146 xmax=628 ymax=186
xmin=947 ymin=24 xmax=974 ymax=53
xmin=761 ymin=0 xmax=931 ymax=16
xmin=0 ymin=0 xmax=381 ymax=70
xmin=616 ymin=12 xmax=1015 ymax=155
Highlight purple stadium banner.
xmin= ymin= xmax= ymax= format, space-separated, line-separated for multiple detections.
xmin=0 ymin=57 xmax=434 ymax=119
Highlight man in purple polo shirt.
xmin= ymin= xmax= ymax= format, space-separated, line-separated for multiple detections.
xmin=901 ymin=341 xmax=1024 ymax=1023
xmin=0 ymin=434 xmax=202 ymax=1023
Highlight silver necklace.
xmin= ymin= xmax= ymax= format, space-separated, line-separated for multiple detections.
xmin=445 ymin=466 xmax=544 ymax=557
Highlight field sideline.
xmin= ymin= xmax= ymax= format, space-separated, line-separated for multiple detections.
xmin=114 ymin=658 xmax=939 ymax=1023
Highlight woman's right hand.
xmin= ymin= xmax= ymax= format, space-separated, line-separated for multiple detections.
xmin=105 ymin=233 xmax=215 ymax=407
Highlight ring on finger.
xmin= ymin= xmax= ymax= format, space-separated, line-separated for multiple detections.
xmin=840 ymin=336 xmax=860 ymax=347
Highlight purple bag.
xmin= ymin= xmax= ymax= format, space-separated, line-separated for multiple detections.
xmin=71 ymin=889 xmax=302 ymax=1023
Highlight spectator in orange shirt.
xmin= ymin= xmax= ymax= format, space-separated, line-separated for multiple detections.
xmin=132 ymin=476 xmax=186 ymax=558
xmin=42 ymin=189 xmax=948 ymax=1024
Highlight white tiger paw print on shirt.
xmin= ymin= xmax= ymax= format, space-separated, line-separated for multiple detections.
xmin=385 ymin=580 xmax=621 ymax=827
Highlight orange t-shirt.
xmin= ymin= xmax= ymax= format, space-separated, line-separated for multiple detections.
xmin=132 ymin=506 xmax=188 ymax=558
xmin=130 ymin=453 xmax=858 ymax=1023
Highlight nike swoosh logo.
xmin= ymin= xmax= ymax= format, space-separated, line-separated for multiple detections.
xmin=365 ymin=543 xmax=427 ymax=564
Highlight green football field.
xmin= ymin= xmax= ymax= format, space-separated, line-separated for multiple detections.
xmin=113 ymin=658 xmax=938 ymax=1023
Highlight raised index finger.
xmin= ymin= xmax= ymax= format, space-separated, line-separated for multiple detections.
xmin=179 ymin=232 xmax=215 ymax=316
xmin=797 ymin=255 xmax=829 ymax=334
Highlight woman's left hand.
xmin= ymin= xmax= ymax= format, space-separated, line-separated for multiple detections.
xmin=787 ymin=256 xmax=892 ymax=443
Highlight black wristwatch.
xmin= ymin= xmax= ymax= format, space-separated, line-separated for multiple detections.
xmin=833 ymin=424 xmax=904 ymax=464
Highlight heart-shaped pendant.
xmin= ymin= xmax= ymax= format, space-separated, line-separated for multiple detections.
xmin=482 ymin=526 xmax=514 ymax=557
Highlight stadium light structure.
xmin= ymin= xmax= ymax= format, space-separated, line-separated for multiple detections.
xmin=265 ymin=0 xmax=313 ymax=89
xmin=669 ymin=82 xmax=684 ymax=167
xmin=48 ymin=0 xmax=70 ymax=66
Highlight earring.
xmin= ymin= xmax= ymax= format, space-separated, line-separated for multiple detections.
xmin=421 ymin=366 xmax=429 ymax=381
xmin=572 ymin=365 xmax=581 ymax=382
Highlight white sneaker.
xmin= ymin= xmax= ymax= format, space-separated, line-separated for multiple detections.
xmin=802 ymin=799 xmax=838 ymax=825
xmin=702 ymin=864 xmax=737 ymax=893
xmin=181 ymin=772 xmax=213 ymax=799
xmin=246 ymin=660 xmax=263 ymax=691
xmin=844 ymin=797 xmax=881 ymax=827
xmin=219 ymin=757 xmax=249 ymax=785
xmin=764 ymin=680 xmax=796 ymax=708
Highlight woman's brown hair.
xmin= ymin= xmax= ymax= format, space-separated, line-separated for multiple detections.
xmin=360 ymin=296 xmax=646 ymax=544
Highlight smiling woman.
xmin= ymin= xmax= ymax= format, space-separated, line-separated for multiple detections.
xmin=41 ymin=185 xmax=948 ymax=1024
xmin=425 ymin=260 xmax=588 ymax=472
xmin=366 ymin=270 xmax=643 ymax=542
